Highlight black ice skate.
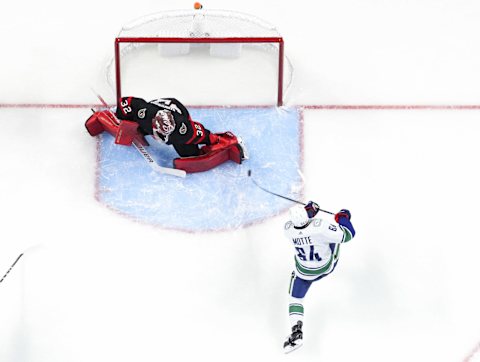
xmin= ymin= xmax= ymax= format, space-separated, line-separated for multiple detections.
xmin=283 ymin=321 xmax=303 ymax=353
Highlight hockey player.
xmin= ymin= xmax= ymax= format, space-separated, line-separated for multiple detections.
xmin=283 ymin=201 xmax=356 ymax=353
xmin=85 ymin=96 xmax=247 ymax=173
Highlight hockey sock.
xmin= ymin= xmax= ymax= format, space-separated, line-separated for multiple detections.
xmin=289 ymin=296 xmax=304 ymax=328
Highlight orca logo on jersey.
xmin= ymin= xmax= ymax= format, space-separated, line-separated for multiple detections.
xmin=138 ymin=108 xmax=147 ymax=119
xmin=152 ymin=110 xmax=176 ymax=138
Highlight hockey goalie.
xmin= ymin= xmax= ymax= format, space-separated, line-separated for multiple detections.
xmin=85 ymin=96 xmax=248 ymax=173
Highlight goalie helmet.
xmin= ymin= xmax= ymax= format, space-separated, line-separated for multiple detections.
xmin=289 ymin=205 xmax=309 ymax=227
xmin=152 ymin=110 xmax=176 ymax=142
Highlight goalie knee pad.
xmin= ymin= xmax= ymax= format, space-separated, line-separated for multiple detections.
xmin=115 ymin=120 xmax=139 ymax=146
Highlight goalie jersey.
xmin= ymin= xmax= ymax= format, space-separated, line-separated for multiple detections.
xmin=284 ymin=217 xmax=354 ymax=281
xmin=115 ymin=97 xmax=211 ymax=146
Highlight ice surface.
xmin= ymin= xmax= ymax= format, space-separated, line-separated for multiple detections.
xmin=1 ymin=1 xmax=480 ymax=362
xmin=97 ymin=107 xmax=302 ymax=231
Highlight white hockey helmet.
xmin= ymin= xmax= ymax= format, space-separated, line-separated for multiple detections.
xmin=289 ymin=205 xmax=309 ymax=227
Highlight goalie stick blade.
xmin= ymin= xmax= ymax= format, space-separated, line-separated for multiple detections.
xmin=132 ymin=142 xmax=186 ymax=178
xmin=151 ymin=162 xmax=187 ymax=177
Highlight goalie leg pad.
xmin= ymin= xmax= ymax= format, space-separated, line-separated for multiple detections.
xmin=115 ymin=120 xmax=139 ymax=146
xmin=228 ymin=144 xmax=243 ymax=164
xmin=173 ymin=144 xmax=242 ymax=173
xmin=201 ymin=132 xmax=247 ymax=160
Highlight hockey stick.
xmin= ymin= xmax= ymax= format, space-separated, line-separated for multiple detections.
xmin=131 ymin=141 xmax=186 ymax=177
xmin=247 ymin=170 xmax=334 ymax=215
xmin=248 ymin=169 xmax=305 ymax=205
xmin=0 ymin=253 xmax=23 ymax=285
xmin=93 ymin=91 xmax=111 ymax=110
xmin=91 ymin=91 xmax=186 ymax=178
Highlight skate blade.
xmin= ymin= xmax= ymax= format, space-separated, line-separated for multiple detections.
xmin=236 ymin=137 xmax=249 ymax=160
xmin=283 ymin=341 xmax=303 ymax=354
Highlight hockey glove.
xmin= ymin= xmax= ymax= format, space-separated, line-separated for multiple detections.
xmin=334 ymin=209 xmax=351 ymax=223
xmin=305 ymin=201 xmax=320 ymax=218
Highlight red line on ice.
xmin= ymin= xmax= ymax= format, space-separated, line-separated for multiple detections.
xmin=0 ymin=103 xmax=101 ymax=109
xmin=302 ymin=104 xmax=480 ymax=110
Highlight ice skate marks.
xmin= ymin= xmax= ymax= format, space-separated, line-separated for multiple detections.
xmin=96 ymin=106 xmax=303 ymax=231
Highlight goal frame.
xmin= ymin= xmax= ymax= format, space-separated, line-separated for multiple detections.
xmin=114 ymin=36 xmax=285 ymax=106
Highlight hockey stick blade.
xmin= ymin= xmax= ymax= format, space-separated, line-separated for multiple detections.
xmin=247 ymin=170 xmax=305 ymax=205
xmin=247 ymin=170 xmax=334 ymax=215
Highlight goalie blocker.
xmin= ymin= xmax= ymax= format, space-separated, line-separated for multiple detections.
xmin=85 ymin=108 xmax=247 ymax=173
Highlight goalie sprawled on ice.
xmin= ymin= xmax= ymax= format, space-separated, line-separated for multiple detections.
xmin=85 ymin=96 xmax=248 ymax=173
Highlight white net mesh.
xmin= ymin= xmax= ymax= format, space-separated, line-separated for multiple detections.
xmin=118 ymin=9 xmax=283 ymax=38
xmin=105 ymin=9 xmax=293 ymax=106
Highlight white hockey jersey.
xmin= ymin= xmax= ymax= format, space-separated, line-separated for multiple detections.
xmin=284 ymin=217 xmax=354 ymax=281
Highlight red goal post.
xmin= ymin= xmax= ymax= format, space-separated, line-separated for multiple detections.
xmin=107 ymin=9 xmax=292 ymax=107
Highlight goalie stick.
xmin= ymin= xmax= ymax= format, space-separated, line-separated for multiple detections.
xmin=247 ymin=169 xmax=334 ymax=215
xmin=0 ymin=253 xmax=23 ymax=285
xmin=91 ymin=91 xmax=186 ymax=178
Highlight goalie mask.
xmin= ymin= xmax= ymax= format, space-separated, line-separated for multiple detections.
xmin=289 ymin=205 xmax=310 ymax=227
xmin=152 ymin=110 xmax=176 ymax=142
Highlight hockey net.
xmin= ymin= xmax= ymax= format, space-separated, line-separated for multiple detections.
xmin=105 ymin=9 xmax=293 ymax=106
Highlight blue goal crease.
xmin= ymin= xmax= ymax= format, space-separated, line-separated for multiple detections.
xmin=96 ymin=106 xmax=303 ymax=232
